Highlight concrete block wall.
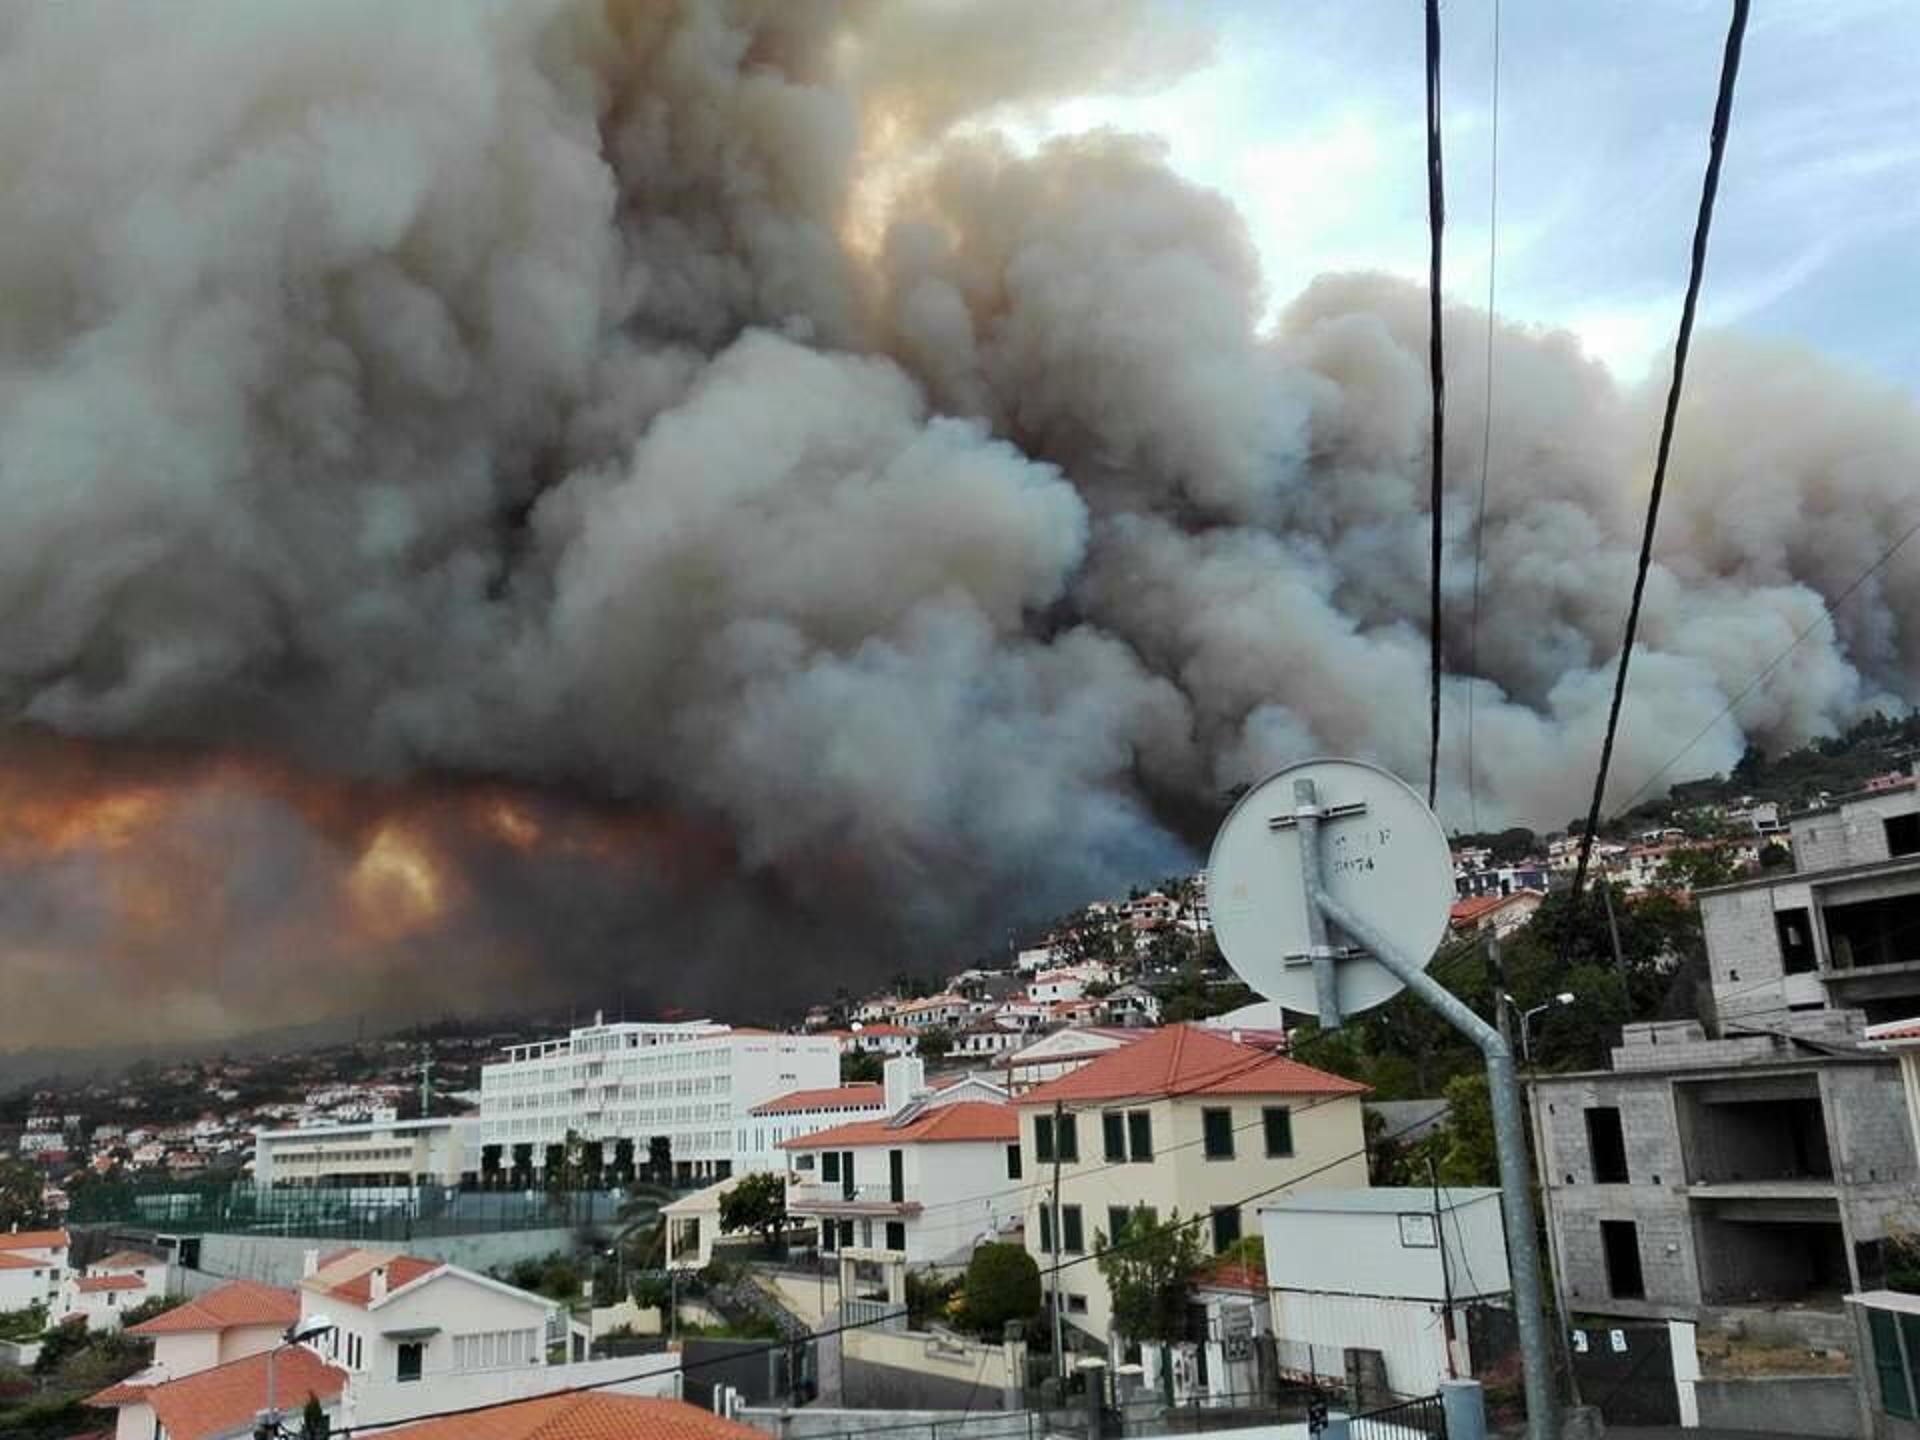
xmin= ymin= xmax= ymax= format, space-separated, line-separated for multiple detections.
xmin=1552 ymin=1194 xmax=1702 ymax=1314
xmin=1824 ymin=1064 xmax=1918 ymax=1187
xmin=1536 ymin=1076 xmax=1684 ymax=1187
xmin=1700 ymin=887 xmax=1791 ymax=996
xmin=1795 ymin=790 xmax=1917 ymax=873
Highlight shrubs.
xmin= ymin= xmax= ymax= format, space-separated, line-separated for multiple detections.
xmin=957 ymin=1244 xmax=1041 ymax=1336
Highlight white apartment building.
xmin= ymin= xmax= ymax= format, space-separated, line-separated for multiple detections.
xmin=478 ymin=1018 xmax=838 ymax=1183
xmin=254 ymin=1116 xmax=479 ymax=1191
xmin=0 ymin=1228 xmax=67 ymax=1309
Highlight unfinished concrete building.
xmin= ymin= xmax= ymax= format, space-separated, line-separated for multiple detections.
xmin=1533 ymin=772 xmax=1920 ymax=1327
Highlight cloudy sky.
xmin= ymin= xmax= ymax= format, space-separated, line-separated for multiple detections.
xmin=1046 ymin=0 xmax=1920 ymax=393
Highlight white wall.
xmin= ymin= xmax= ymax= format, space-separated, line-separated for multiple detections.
xmin=343 ymin=1351 xmax=681 ymax=1427
xmin=1271 ymin=1290 xmax=1456 ymax=1400
xmin=1259 ymin=1191 xmax=1509 ymax=1302
xmin=795 ymin=1138 xmax=1022 ymax=1265
xmin=0 ymin=1263 xmax=57 ymax=1312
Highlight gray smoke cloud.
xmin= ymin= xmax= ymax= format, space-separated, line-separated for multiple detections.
xmin=0 ymin=0 xmax=1915 ymax=1045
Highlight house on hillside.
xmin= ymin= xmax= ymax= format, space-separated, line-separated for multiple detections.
xmin=741 ymin=1083 xmax=888 ymax=1175
xmin=57 ymin=1271 xmax=147 ymax=1332
xmin=1449 ymin=891 xmax=1543 ymax=940
xmin=996 ymin=1027 xmax=1147 ymax=1093
xmin=0 ymin=1228 xmax=67 ymax=1310
xmin=90 ymin=1345 xmax=347 ymax=1440
xmin=782 ymin=1059 xmax=1018 ymax=1265
xmin=1013 ymin=1024 xmax=1370 ymax=1348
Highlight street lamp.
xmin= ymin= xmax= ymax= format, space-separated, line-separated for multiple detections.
xmin=1505 ymin=992 xmax=1576 ymax=1066
xmin=258 ymin=1314 xmax=335 ymax=1440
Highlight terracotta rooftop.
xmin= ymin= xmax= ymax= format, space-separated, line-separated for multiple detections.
xmin=782 ymin=1100 xmax=1017 ymax=1149
xmin=1017 ymin=1024 xmax=1368 ymax=1107
xmin=129 ymin=1279 xmax=298 ymax=1335
xmin=0 ymin=1251 xmax=51 ymax=1270
xmin=100 ymin=1346 xmax=345 ymax=1440
xmin=377 ymin=1391 xmax=765 ymax=1440
xmin=0 ymin=1228 xmax=69 ymax=1251
xmin=304 ymin=1248 xmax=444 ymax=1307
xmin=750 ymin=1083 xmax=886 ymax=1116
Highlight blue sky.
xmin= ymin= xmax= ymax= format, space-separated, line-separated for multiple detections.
xmin=1046 ymin=0 xmax=1920 ymax=392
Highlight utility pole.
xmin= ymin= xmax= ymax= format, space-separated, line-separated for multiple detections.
xmin=1049 ymin=1099 xmax=1066 ymax=1395
xmin=1598 ymin=881 xmax=1629 ymax=985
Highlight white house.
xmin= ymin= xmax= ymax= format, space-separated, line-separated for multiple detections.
xmin=996 ymin=1027 xmax=1146 ymax=1092
xmin=57 ymin=1272 xmax=146 ymax=1332
xmin=952 ymin=1021 xmax=1026 ymax=1061
xmin=1015 ymin=1024 xmax=1371 ymax=1343
xmin=782 ymin=1099 xmax=1020 ymax=1265
xmin=893 ymin=994 xmax=970 ymax=1030
xmin=0 ymin=1228 xmax=67 ymax=1311
xmin=254 ymin=1115 xmax=478 ymax=1191
xmin=823 ymin=1024 xmax=918 ymax=1057
xmin=740 ymin=1083 xmax=888 ymax=1177
xmin=1103 ymin=984 xmax=1162 ymax=1028
xmin=301 ymin=1247 xmax=554 ymax=1395
xmin=1259 ymin=1188 xmax=1511 ymax=1400
xmin=1026 ymin=971 xmax=1088 ymax=1006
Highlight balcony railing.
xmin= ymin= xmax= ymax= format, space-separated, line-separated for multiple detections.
xmin=788 ymin=1180 xmax=912 ymax=1209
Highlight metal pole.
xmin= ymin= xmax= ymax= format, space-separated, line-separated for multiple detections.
xmin=1310 ymin=887 xmax=1557 ymax=1440
xmin=1292 ymin=780 xmax=1343 ymax=1030
xmin=1599 ymin=881 xmax=1629 ymax=985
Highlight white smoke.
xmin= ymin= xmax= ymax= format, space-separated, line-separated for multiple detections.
xmin=0 ymin=0 xmax=1916 ymax=1038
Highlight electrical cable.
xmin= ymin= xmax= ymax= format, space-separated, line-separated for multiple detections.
xmin=1424 ymin=0 xmax=1447 ymax=808
xmin=1464 ymin=0 xmax=1501 ymax=835
xmin=1567 ymin=0 xmax=1751 ymax=909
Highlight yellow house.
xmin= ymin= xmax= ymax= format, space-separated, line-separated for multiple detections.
xmin=1014 ymin=1023 xmax=1369 ymax=1344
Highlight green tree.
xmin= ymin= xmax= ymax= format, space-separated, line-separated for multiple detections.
xmin=959 ymin=1243 xmax=1042 ymax=1336
xmin=301 ymin=1393 xmax=329 ymax=1440
xmin=1435 ymin=1072 xmax=1497 ymax=1186
xmin=717 ymin=1171 xmax=788 ymax=1250
xmin=0 ymin=1159 xmax=49 ymax=1231
xmin=1658 ymin=845 xmax=1740 ymax=892
xmin=918 ymin=1027 xmax=954 ymax=1062
xmin=840 ymin=1051 xmax=883 ymax=1084
xmin=1095 ymin=1209 xmax=1204 ymax=1348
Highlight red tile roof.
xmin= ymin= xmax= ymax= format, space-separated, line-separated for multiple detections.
xmin=1866 ymin=1018 xmax=1920 ymax=1045
xmin=1199 ymin=1256 xmax=1267 ymax=1293
xmin=318 ymin=1253 xmax=444 ymax=1307
xmin=750 ymin=1083 xmax=886 ymax=1116
xmin=129 ymin=1280 xmax=298 ymax=1335
xmin=121 ymin=1346 xmax=345 ymax=1440
xmin=0 ymin=1251 xmax=50 ymax=1271
xmin=76 ymin=1274 xmax=146 ymax=1293
xmin=782 ymin=1100 xmax=1017 ymax=1149
xmin=1017 ymin=1024 xmax=1367 ymax=1107
xmin=0 ymin=1228 xmax=68 ymax=1251
xmin=378 ymin=1391 xmax=765 ymax=1440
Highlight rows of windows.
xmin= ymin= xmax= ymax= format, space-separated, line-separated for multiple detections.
xmin=454 ymin=1328 xmax=541 ymax=1371
xmin=1033 ymin=1106 xmax=1295 ymax=1164
xmin=1038 ymin=1202 xmax=1243 ymax=1256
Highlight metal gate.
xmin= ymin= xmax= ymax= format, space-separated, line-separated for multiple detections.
xmin=1350 ymin=1393 xmax=1448 ymax=1439
xmin=1568 ymin=1322 xmax=1679 ymax=1426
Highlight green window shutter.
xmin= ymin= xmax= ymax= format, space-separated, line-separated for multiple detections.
xmin=1263 ymin=1107 xmax=1294 ymax=1157
xmin=1203 ymin=1108 xmax=1235 ymax=1159
xmin=1038 ymin=1206 xmax=1054 ymax=1253
xmin=1058 ymin=1115 xmax=1079 ymax=1162
xmin=1034 ymin=1115 xmax=1053 ymax=1164
xmin=1127 ymin=1111 xmax=1153 ymax=1161
xmin=1872 ymin=1309 xmax=1914 ymax=1419
xmin=1062 ymin=1205 xmax=1084 ymax=1254
xmin=1103 ymin=1113 xmax=1127 ymax=1162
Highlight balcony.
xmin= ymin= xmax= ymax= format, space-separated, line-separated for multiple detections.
xmin=786 ymin=1181 xmax=919 ymax=1215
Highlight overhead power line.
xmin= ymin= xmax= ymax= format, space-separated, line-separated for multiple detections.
xmin=1464 ymin=0 xmax=1502 ymax=834
xmin=1425 ymin=0 xmax=1447 ymax=808
xmin=1568 ymin=0 xmax=1751 ymax=908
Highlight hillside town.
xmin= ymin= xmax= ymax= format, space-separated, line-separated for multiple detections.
xmin=1 ymin=763 xmax=1919 ymax=1440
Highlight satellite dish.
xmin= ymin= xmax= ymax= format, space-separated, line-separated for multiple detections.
xmin=1208 ymin=758 xmax=1454 ymax=1019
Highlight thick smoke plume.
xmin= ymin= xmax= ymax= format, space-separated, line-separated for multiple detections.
xmin=0 ymin=0 xmax=1915 ymax=1047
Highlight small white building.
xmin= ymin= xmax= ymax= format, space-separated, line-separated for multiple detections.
xmin=739 ymin=1084 xmax=888 ymax=1181
xmin=662 ymin=1177 xmax=737 ymax=1271
xmin=823 ymin=1025 xmax=918 ymax=1058
xmin=1259 ymin=1188 xmax=1511 ymax=1400
xmin=57 ymin=1271 xmax=147 ymax=1331
xmin=996 ymin=1027 xmax=1145 ymax=1092
xmin=1026 ymin=971 xmax=1087 ymax=1005
xmin=254 ymin=1115 xmax=479 ymax=1191
xmin=0 ymin=1228 xmax=67 ymax=1311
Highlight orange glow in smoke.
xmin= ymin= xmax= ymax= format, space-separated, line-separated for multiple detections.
xmin=348 ymin=822 xmax=447 ymax=940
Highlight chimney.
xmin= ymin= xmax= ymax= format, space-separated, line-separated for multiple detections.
xmin=302 ymin=1248 xmax=320 ymax=1278
xmin=883 ymin=1056 xmax=925 ymax=1116
xmin=370 ymin=1265 xmax=388 ymax=1303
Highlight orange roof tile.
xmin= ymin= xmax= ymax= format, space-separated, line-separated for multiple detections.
xmin=1016 ymin=1024 xmax=1367 ymax=1107
xmin=0 ymin=1228 xmax=68 ymax=1251
xmin=319 ymin=1253 xmax=444 ymax=1307
xmin=129 ymin=1280 xmax=298 ymax=1335
xmin=378 ymin=1390 xmax=765 ymax=1440
xmin=1199 ymin=1256 xmax=1267 ymax=1293
xmin=76 ymin=1274 xmax=146 ymax=1293
xmin=0 ymin=1251 xmax=50 ymax=1270
xmin=781 ymin=1100 xmax=1017 ymax=1150
xmin=136 ymin=1346 xmax=345 ymax=1440
xmin=750 ymin=1084 xmax=886 ymax=1116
